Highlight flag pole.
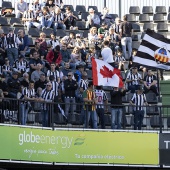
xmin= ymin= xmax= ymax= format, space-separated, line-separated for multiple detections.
xmin=157 ymin=69 xmax=160 ymax=95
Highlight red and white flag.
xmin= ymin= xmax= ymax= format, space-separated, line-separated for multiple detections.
xmin=92 ymin=58 xmax=123 ymax=87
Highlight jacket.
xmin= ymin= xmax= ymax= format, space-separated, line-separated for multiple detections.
xmin=46 ymin=50 xmax=62 ymax=65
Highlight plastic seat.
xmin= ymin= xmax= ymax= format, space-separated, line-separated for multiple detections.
xmin=76 ymin=21 xmax=86 ymax=30
xmin=14 ymin=27 xmax=24 ymax=34
xmin=9 ymin=18 xmax=24 ymax=27
xmin=82 ymin=30 xmax=89 ymax=38
xmin=132 ymin=23 xmax=140 ymax=32
xmin=145 ymin=92 xmax=157 ymax=104
xmin=129 ymin=6 xmax=140 ymax=15
xmin=132 ymin=41 xmax=140 ymax=49
xmin=0 ymin=17 xmax=9 ymax=26
xmin=157 ymin=32 xmax=168 ymax=38
xmin=1 ymin=26 xmax=10 ymax=34
xmin=1 ymin=1 xmax=14 ymax=9
xmin=88 ymin=6 xmax=98 ymax=12
xmin=42 ymin=28 xmax=54 ymax=38
xmin=63 ymin=5 xmax=74 ymax=12
xmin=153 ymin=14 xmax=164 ymax=22
xmin=132 ymin=34 xmax=138 ymax=41
xmin=167 ymin=13 xmax=170 ymax=23
xmin=126 ymin=14 xmax=136 ymax=22
xmin=76 ymin=5 xmax=86 ymax=14
xmin=28 ymin=37 xmax=34 ymax=47
xmin=139 ymin=14 xmax=150 ymax=23
xmin=55 ymin=29 xmax=66 ymax=38
xmin=109 ymin=14 xmax=119 ymax=21
xmin=157 ymin=22 xmax=168 ymax=32
xmin=155 ymin=6 xmax=167 ymax=16
xmin=142 ymin=6 xmax=153 ymax=15
xmin=143 ymin=22 xmax=154 ymax=31
xmin=73 ymin=11 xmax=79 ymax=20
xmin=167 ymin=117 xmax=170 ymax=128
xmin=150 ymin=116 xmax=163 ymax=128
xmin=28 ymin=28 xmax=40 ymax=37
xmin=81 ymin=12 xmax=89 ymax=21
xmin=146 ymin=106 xmax=159 ymax=116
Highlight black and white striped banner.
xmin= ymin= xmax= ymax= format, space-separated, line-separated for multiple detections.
xmin=134 ymin=29 xmax=170 ymax=70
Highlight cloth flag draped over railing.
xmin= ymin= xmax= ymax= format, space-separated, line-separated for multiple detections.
xmin=92 ymin=58 xmax=123 ymax=87
xmin=133 ymin=29 xmax=170 ymax=70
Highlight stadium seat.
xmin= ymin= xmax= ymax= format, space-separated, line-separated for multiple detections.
xmin=42 ymin=28 xmax=54 ymax=38
xmin=55 ymin=29 xmax=66 ymax=38
xmin=157 ymin=32 xmax=168 ymax=38
xmin=28 ymin=37 xmax=34 ymax=47
xmin=139 ymin=14 xmax=150 ymax=23
xmin=69 ymin=113 xmax=81 ymax=125
xmin=0 ymin=17 xmax=9 ymax=26
xmin=14 ymin=27 xmax=24 ymax=34
xmin=132 ymin=41 xmax=140 ymax=49
xmin=142 ymin=6 xmax=153 ymax=15
xmin=167 ymin=13 xmax=170 ymax=23
xmin=126 ymin=14 xmax=136 ymax=22
xmin=155 ymin=6 xmax=167 ymax=16
xmin=73 ymin=11 xmax=80 ymax=20
xmin=141 ymin=32 xmax=145 ymax=39
xmin=104 ymin=114 xmax=111 ymax=126
xmin=129 ymin=6 xmax=140 ymax=15
xmin=76 ymin=5 xmax=86 ymax=14
xmin=54 ymin=112 xmax=67 ymax=125
xmin=9 ymin=18 xmax=24 ymax=27
xmin=167 ymin=117 xmax=170 ymax=128
xmin=109 ymin=14 xmax=119 ymax=21
xmin=102 ymin=86 xmax=113 ymax=91
xmin=1 ymin=1 xmax=14 ymax=9
xmin=143 ymin=22 xmax=154 ymax=31
xmin=81 ymin=12 xmax=89 ymax=21
xmin=157 ymin=22 xmax=168 ymax=32
xmin=88 ymin=6 xmax=98 ymax=12
xmin=150 ymin=116 xmax=163 ymax=128
xmin=132 ymin=23 xmax=141 ymax=32
xmin=28 ymin=28 xmax=40 ymax=37
xmin=145 ymin=92 xmax=157 ymax=104
xmin=76 ymin=21 xmax=87 ymax=30
xmin=132 ymin=34 xmax=138 ymax=41
xmin=1 ymin=26 xmax=10 ymax=34
xmin=146 ymin=105 xmax=159 ymax=116
xmin=82 ymin=30 xmax=89 ymax=38
xmin=63 ymin=5 xmax=74 ymax=12
xmin=153 ymin=14 xmax=164 ymax=22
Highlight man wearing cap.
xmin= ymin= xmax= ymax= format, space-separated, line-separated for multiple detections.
xmin=4 ymin=28 xmax=22 ymax=66
xmin=126 ymin=67 xmax=143 ymax=93
xmin=86 ymin=8 xmax=100 ymax=29
xmin=130 ymin=85 xmax=148 ymax=130
xmin=7 ymin=71 xmax=21 ymax=98
xmin=13 ymin=55 xmax=29 ymax=77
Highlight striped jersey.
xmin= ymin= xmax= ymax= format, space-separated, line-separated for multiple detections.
xmin=131 ymin=92 xmax=147 ymax=111
xmin=79 ymin=79 xmax=88 ymax=90
xmin=94 ymin=89 xmax=108 ymax=108
xmin=114 ymin=55 xmax=126 ymax=63
xmin=51 ymin=80 xmax=59 ymax=96
xmin=47 ymin=70 xmax=59 ymax=82
xmin=13 ymin=59 xmax=29 ymax=73
xmin=126 ymin=72 xmax=142 ymax=86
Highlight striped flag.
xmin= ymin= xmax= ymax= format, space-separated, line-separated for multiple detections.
xmin=92 ymin=58 xmax=123 ymax=87
xmin=133 ymin=29 xmax=170 ymax=70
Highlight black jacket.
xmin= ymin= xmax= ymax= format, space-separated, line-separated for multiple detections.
xmin=64 ymin=79 xmax=78 ymax=97
xmin=110 ymin=90 xmax=126 ymax=108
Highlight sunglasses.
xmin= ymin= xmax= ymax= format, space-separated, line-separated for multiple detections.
xmin=68 ymin=75 xmax=72 ymax=76
xmin=47 ymin=85 xmax=51 ymax=86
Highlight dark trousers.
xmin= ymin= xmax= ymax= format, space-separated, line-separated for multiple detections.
xmin=128 ymin=85 xmax=140 ymax=93
xmin=144 ymin=85 xmax=158 ymax=96
xmin=96 ymin=108 xmax=105 ymax=129
xmin=133 ymin=110 xmax=144 ymax=130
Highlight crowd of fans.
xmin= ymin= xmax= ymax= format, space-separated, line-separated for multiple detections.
xmin=0 ymin=0 xmax=160 ymax=130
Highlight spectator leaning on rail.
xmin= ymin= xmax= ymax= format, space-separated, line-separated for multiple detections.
xmin=130 ymin=85 xmax=148 ymax=130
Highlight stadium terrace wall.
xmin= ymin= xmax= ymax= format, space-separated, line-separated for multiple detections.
xmin=2 ymin=0 xmax=170 ymax=19
xmin=0 ymin=124 xmax=160 ymax=167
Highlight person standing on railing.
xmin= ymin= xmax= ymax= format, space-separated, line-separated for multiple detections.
xmin=130 ymin=85 xmax=148 ymax=130
xmin=20 ymin=81 xmax=36 ymax=125
xmin=39 ymin=82 xmax=54 ymax=127
xmin=110 ymin=86 xmax=126 ymax=129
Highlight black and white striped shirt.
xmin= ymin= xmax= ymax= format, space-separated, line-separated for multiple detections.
xmin=47 ymin=39 xmax=60 ymax=49
xmin=23 ymin=10 xmax=35 ymax=20
xmin=51 ymin=81 xmax=59 ymax=96
xmin=4 ymin=33 xmax=21 ymax=49
xmin=114 ymin=55 xmax=126 ymax=63
xmin=22 ymin=87 xmax=35 ymax=98
xmin=47 ymin=70 xmax=59 ymax=81
xmin=95 ymin=89 xmax=108 ymax=108
xmin=0 ymin=66 xmax=3 ymax=75
xmin=131 ymin=93 xmax=147 ymax=111
xmin=41 ymin=89 xmax=54 ymax=110
xmin=13 ymin=59 xmax=29 ymax=73
xmin=79 ymin=79 xmax=88 ymax=90
xmin=3 ymin=64 xmax=11 ymax=72
xmin=126 ymin=72 xmax=142 ymax=86
xmin=52 ymin=12 xmax=64 ymax=22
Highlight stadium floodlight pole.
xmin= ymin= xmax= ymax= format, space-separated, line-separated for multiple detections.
xmin=119 ymin=0 xmax=122 ymax=19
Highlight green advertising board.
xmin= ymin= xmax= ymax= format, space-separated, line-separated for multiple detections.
xmin=0 ymin=125 xmax=159 ymax=165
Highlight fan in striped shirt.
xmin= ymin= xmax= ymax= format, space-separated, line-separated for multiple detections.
xmin=2 ymin=58 xmax=12 ymax=77
xmin=114 ymin=49 xmax=126 ymax=71
xmin=130 ymin=85 xmax=148 ymax=130
xmin=46 ymin=62 xmax=60 ymax=83
xmin=39 ymin=82 xmax=54 ymax=127
xmin=20 ymin=81 xmax=36 ymax=125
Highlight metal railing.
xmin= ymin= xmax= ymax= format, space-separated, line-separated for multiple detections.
xmin=0 ymin=97 xmax=169 ymax=132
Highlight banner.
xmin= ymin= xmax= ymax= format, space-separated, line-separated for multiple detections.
xmin=0 ymin=125 xmax=159 ymax=166
xmin=159 ymin=133 xmax=170 ymax=166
